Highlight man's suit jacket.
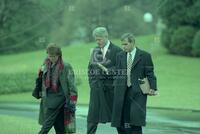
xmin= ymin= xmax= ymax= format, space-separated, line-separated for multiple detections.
xmin=111 ymin=48 xmax=157 ymax=127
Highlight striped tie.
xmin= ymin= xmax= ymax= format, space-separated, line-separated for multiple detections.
xmin=127 ymin=53 xmax=132 ymax=87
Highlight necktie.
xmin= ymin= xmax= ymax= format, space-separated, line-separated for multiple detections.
xmin=127 ymin=53 xmax=132 ymax=87
xmin=99 ymin=48 xmax=103 ymax=62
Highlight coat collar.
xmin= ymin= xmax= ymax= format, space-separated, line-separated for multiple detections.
xmin=96 ymin=42 xmax=113 ymax=59
xmin=131 ymin=48 xmax=143 ymax=68
xmin=105 ymin=42 xmax=113 ymax=58
xmin=121 ymin=47 xmax=143 ymax=68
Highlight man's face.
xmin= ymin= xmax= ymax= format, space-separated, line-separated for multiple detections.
xmin=95 ymin=36 xmax=107 ymax=48
xmin=48 ymin=54 xmax=59 ymax=63
xmin=121 ymin=38 xmax=134 ymax=52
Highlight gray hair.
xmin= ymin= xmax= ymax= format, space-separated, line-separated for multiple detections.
xmin=92 ymin=27 xmax=108 ymax=38
xmin=121 ymin=33 xmax=135 ymax=43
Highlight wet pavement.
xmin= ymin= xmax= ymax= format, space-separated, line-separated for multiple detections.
xmin=0 ymin=103 xmax=200 ymax=134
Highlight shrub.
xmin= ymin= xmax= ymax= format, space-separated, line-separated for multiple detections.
xmin=192 ymin=30 xmax=200 ymax=57
xmin=0 ymin=73 xmax=35 ymax=95
xmin=160 ymin=28 xmax=173 ymax=49
xmin=0 ymin=72 xmax=81 ymax=95
xmin=170 ymin=26 xmax=196 ymax=56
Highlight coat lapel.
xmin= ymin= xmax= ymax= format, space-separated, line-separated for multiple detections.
xmin=121 ymin=51 xmax=127 ymax=69
xmin=131 ymin=48 xmax=142 ymax=69
xmin=104 ymin=43 xmax=112 ymax=59
xmin=121 ymin=48 xmax=142 ymax=69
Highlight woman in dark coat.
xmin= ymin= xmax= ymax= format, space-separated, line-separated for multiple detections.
xmin=33 ymin=43 xmax=77 ymax=134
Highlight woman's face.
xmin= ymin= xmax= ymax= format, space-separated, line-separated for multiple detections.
xmin=48 ymin=54 xmax=59 ymax=63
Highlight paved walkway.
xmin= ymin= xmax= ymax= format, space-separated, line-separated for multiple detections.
xmin=0 ymin=103 xmax=200 ymax=134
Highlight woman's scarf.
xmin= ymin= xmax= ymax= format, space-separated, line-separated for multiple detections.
xmin=44 ymin=56 xmax=64 ymax=92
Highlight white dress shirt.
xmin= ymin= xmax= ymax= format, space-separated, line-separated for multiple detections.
xmin=101 ymin=40 xmax=110 ymax=59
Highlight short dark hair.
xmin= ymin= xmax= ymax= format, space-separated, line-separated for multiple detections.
xmin=121 ymin=33 xmax=135 ymax=43
xmin=46 ymin=43 xmax=62 ymax=56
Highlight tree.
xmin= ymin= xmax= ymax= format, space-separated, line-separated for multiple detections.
xmin=0 ymin=0 xmax=161 ymax=53
xmin=0 ymin=0 xmax=66 ymax=54
xmin=60 ymin=0 xmax=159 ymax=43
xmin=192 ymin=30 xmax=200 ymax=56
xmin=170 ymin=26 xmax=196 ymax=56
xmin=158 ymin=0 xmax=200 ymax=57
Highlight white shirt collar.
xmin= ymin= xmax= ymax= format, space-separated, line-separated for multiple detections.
xmin=103 ymin=40 xmax=110 ymax=50
xmin=127 ymin=47 xmax=137 ymax=61
xmin=101 ymin=40 xmax=110 ymax=58
xmin=130 ymin=47 xmax=136 ymax=55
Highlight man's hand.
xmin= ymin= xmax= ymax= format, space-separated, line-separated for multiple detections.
xmin=148 ymin=89 xmax=158 ymax=96
xmin=97 ymin=63 xmax=108 ymax=74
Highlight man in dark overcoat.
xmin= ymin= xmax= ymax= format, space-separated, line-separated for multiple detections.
xmin=111 ymin=33 xmax=157 ymax=134
xmin=87 ymin=27 xmax=122 ymax=134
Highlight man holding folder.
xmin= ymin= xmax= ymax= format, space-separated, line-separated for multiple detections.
xmin=112 ymin=33 xmax=157 ymax=134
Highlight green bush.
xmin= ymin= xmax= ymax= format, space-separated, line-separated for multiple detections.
xmin=192 ymin=30 xmax=200 ymax=57
xmin=0 ymin=73 xmax=36 ymax=95
xmin=158 ymin=0 xmax=200 ymax=57
xmin=170 ymin=26 xmax=196 ymax=56
xmin=160 ymin=28 xmax=173 ymax=49
xmin=0 ymin=72 xmax=81 ymax=95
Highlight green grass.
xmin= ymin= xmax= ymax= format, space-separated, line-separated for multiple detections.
xmin=0 ymin=35 xmax=200 ymax=110
xmin=0 ymin=115 xmax=82 ymax=134
xmin=0 ymin=115 xmax=54 ymax=134
xmin=0 ymin=92 xmax=39 ymax=104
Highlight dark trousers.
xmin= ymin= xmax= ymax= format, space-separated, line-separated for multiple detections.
xmin=116 ymin=86 xmax=142 ymax=134
xmin=117 ymin=126 xmax=142 ymax=134
xmin=117 ymin=127 xmax=126 ymax=134
xmin=39 ymin=106 xmax=66 ymax=134
xmin=87 ymin=122 xmax=98 ymax=134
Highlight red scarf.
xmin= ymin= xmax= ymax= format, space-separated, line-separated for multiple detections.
xmin=44 ymin=57 xmax=64 ymax=92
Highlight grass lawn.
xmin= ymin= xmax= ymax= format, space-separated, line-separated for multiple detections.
xmin=0 ymin=35 xmax=200 ymax=110
xmin=0 ymin=115 xmax=82 ymax=134
xmin=0 ymin=115 xmax=54 ymax=134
